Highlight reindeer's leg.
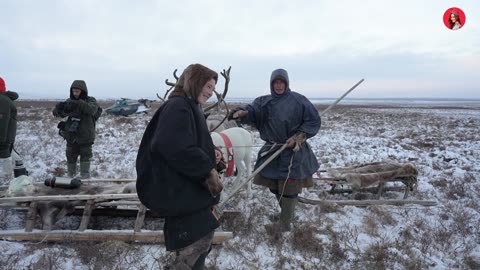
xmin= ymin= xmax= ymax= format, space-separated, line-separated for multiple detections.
xmin=245 ymin=150 xmax=252 ymax=195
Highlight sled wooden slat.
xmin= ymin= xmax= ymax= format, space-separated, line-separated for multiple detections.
xmin=134 ymin=204 xmax=147 ymax=232
xmin=25 ymin=202 xmax=38 ymax=232
xmin=0 ymin=193 xmax=138 ymax=203
xmin=78 ymin=200 xmax=95 ymax=231
xmin=82 ymin=179 xmax=136 ymax=183
xmin=298 ymin=197 xmax=437 ymax=207
xmin=0 ymin=230 xmax=233 ymax=244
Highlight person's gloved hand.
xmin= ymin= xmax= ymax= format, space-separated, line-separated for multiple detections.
xmin=205 ymin=168 xmax=223 ymax=197
xmin=227 ymin=108 xmax=248 ymax=120
xmin=64 ymin=100 xmax=80 ymax=113
xmin=52 ymin=102 xmax=65 ymax=117
xmin=286 ymin=132 xmax=307 ymax=152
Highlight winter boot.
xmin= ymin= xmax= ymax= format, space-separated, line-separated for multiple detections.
xmin=67 ymin=163 xmax=77 ymax=178
xmin=279 ymin=197 xmax=297 ymax=232
xmin=0 ymin=157 xmax=13 ymax=183
xmin=268 ymin=194 xmax=282 ymax=222
xmin=80 ymin=161 xmax=91 ymax=179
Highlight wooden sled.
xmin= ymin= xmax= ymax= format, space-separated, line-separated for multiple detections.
xmin=313 ymin=162 xmax=420 ymax=200
xmin=0 ymin=191 xmax=234 ymax=244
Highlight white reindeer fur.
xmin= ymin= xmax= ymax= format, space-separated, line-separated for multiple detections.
xmin=210 ymin=127 xmax=253 ymax=193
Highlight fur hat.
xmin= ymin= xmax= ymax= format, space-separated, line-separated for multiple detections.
xmin=169 ymin=64 xmax=218 ymax=100
xmin=0 ymin=77 xmax=6 ymax=93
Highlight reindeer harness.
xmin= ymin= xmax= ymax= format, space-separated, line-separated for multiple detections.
xmin=218 ymin=132 xmax=235 ymax=177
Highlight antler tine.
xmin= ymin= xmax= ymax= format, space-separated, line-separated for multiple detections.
xmin=156 ymin=93 xmax=165 ymax=102
xmin=159 ymin=69 xmax=179 ymax=101
xmin=173 ymin=69 xmax=179 ymax=80
xmin=209 ymin=94 xmax=230 ymax=132
xmin=220 ymin=66 xmax=231 ymax=99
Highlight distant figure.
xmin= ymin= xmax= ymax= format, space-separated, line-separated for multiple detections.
xmin=52 ymin=80 xmax=102 ymax=179
xmin=229 ymin=68 xmax=321 ymax=232
xmin=449 ymin=10 xmax=462 ymax=30
xmin=0 ymin=76 xmax=19 ymax=180
xmin=136 ymin=64 xmax=223 ymax=269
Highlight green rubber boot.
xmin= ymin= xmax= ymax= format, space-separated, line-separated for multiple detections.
xmin=279 ymin=197 xmax=297 ymax=232
xmin=67 ymin=163 xmax=77 ymax=178
xmin=80 ymin=161 xmax=91 ymax=179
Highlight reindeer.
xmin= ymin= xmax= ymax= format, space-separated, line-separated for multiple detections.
xmin=211 ymin=127 xmax=253 ymax=193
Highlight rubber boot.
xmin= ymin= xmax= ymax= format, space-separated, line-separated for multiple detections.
xmin=0 ymin=157 xmax=13 ymax=181
xmin=67 ymin=163 xmax=77 ymax=178
xmin=268 ymin=194 xmax=282 ymax=222
xmin=279 ymin=197 xmax=297 ymax=232
xmin=80 ymin=161 xmax=91 ymax=179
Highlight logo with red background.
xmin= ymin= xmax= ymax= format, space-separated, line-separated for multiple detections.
xmin=443 ymin=7 xmax=466 ymax=30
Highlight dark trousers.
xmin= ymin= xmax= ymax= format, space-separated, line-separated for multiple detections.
xmin=66 ymin=143 xmax=92 ymax=163
xmin=0 ymin=142 xmax=13 ymax=158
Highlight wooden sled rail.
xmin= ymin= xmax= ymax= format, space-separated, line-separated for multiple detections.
xmin=298 ymin=197 xmax=437 ymax=207
xmin=0 ymin=230 xmax=233 ymax=244
xmin=0 ymin=193 xmax=138 ymax=203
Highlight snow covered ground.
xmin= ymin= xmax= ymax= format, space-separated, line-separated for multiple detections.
xmin=1 ymin=101 xmax=479 ymax=269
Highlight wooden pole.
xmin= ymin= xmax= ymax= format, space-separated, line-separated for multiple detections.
xmin=298 ymin=197 xmax=437 ymax=207
xmin=320 ymin=79 xmax=364 ymax=115
xmin=219 ymin=144 xmax=288 ymax=208
xmin=0 ymin=230 xmax=233 ymax=244
xmin=82 ymin=179 xmax=136 ymax=183
xmin=0 ymin=193 xmax=138 ymax=203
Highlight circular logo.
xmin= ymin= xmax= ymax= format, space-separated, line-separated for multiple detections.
xmin=443 ymin=7 xmax=466 ymax=30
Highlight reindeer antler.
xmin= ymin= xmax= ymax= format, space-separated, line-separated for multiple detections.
xmin=204 ymin=66 xmax=231 ymax=112
xmin=157 ymin=69 xmax=179 ymax=102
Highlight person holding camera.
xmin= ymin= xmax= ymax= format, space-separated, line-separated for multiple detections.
xmin=52 ymin=80 xmax=102 ymax=179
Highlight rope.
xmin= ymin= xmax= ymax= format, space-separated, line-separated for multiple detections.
xmin=278 ymin=152 xmax=296 ymax=205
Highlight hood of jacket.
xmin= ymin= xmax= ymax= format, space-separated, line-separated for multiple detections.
xmin=70 ymin=80 xmax=88 ymax=100
xmin=270 ymin=68 xmax=291 ymax=97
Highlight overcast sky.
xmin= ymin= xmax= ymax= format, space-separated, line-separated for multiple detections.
xmin=1 ymin=0 xmax=479 ymax=99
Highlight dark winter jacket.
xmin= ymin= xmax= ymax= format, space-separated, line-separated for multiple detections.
xmin=136 ymin=96 xmax=219 ymax=250
xmin=54 ymin=80 xmax=101 ymax=145
xmin=0 ymin=91 xmax=18 ymax=157
xmin=241 ymin=68 xmax=321 ymax=180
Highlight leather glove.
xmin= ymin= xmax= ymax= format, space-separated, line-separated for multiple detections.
xmin=227 ymin=108 xmax=248 ymax=120
xmin=286 ymin=132 xmax=307 ymax=152
xmin=204 ymin=168 xmax=223 ymax=197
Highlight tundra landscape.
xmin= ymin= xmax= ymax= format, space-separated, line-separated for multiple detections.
xmin=0 ymin=100 xmax=479 ymax=270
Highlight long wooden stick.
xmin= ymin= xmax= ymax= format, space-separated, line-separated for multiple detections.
xmin=0 ymin=230 xmax=233 ymax=244
xmin=218 ymin=144 xmax=288 ymax=208
xmin=0 ymin=193 xmax=138 ymax=203
xmin=298 ymin=197 xmax=437 ymax=206
xmin=321 ymin=78 xmax=364 ymax=115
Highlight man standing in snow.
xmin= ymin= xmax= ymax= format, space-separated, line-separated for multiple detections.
xmin=229 ymin=68 xmax=321 ymax=232
xmin=0 ymin=76 xmax=19 ymax=180
xmin=52 ymin=80 xmax=102 ymax=179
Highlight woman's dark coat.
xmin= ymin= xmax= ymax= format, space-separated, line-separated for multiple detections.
xmin=136 ymin=96 xmax=219 ymax=250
